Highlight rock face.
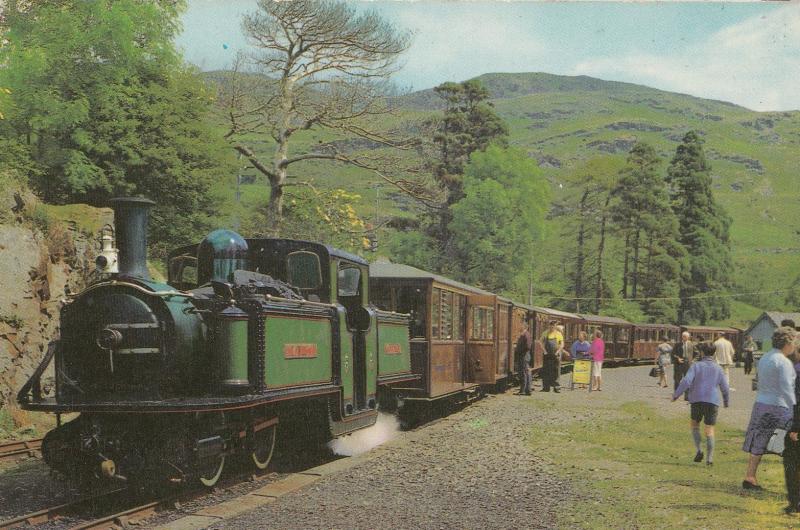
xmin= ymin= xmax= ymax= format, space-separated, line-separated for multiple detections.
xmin=0 ymin=192 xmax=108 ymax=425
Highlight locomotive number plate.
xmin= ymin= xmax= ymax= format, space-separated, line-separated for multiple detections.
xmin=283 ymin=343 xmax=318 ymax=359
xmin=384 ymin=343 xmax=403 ymax=355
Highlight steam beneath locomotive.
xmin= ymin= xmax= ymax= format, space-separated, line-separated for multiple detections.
xmin=328 ymin=412 xmax=400 ymax=456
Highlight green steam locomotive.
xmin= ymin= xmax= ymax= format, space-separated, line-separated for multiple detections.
xmin=18 ymin=198 xmax=415 ymax=487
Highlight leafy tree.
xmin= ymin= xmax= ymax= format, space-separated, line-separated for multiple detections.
xmin=244 ymin=186 xmax=369 ymax=253
xmin=447 ymin=146 xmax=548 ymax=296
xmin=222 ymin=0 xmax=413 ymax=231
xmin=667 ymin=131 xmax=732 ymax=323
xmin=427 ymin=79 xmax=508 ymax=257
xmin=0 ymin=0 xmax=235 ymax=253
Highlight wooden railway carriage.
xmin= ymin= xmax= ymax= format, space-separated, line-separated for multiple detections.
xmin=370 ymin=263 xmax=513 ymax=400
xmin=681 ymin=325 xmax=741 ymax=349
xmin=578 ymin=315 xmax=633 ymax=362
xmin=631 ymin=324 xmax=680 ymax=362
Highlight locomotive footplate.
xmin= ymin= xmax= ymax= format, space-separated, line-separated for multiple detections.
xmin=20 ymin=383 xmax=341 ymax=413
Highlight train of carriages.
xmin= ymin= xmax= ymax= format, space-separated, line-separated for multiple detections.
xmin=16 ymin=198 xmax=742 ymax=487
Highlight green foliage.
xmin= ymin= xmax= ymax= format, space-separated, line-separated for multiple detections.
xmin=612 ymin=142 xmax=684 ymax=322
xmin=243 ymin=187 xmax=370 ymax=254
xmin=424 ymin=79 xmax=510 ymax=264
xmin=667 ymin=131 xmax=733 ymax=323
xmin=431 ymin=79 xmax=509 ymax=182
xmin=385 ymin=231 xmax=438 ymax=272
xmin=0 ymin=0 xmax=236 ymax=255
xmin=447 ymin=146 xmax=549 ymax=296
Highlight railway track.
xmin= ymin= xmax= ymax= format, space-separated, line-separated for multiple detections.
xmin=0 ymin=438 xmax=43 ymax=463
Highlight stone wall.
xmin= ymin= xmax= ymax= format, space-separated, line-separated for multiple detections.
xmin=0 ymin=189 xmax=110 ymax=427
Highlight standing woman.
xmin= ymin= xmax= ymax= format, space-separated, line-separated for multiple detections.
xmin=657 ymin=337 xmax=673 ymax=388
xmin=570 ymin=331 xmax=591 ymax=360
xmin=589 ymin=329 xmax=605 ymax=391
xmin=742 ymin=327 xmax=798 ymax=490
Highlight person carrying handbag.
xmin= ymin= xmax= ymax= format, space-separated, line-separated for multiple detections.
xmin=657 ymin=338 xmax=673 ymax=388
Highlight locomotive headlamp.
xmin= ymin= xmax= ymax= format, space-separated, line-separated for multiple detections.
xmin=96 ymin=224 xmax=119 ymax=274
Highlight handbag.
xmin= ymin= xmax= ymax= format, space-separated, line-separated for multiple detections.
xmin=766 ymin=428 xmax=787 ymax=456
xmin=648 ymin=367 xmax=657 ymax=377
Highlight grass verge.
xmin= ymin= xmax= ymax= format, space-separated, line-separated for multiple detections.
xmin=529 ymin=400 xmax=793 ymax=529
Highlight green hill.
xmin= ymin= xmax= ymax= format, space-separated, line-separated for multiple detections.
xmin=205 ymin=71 xmax=800 ymax=326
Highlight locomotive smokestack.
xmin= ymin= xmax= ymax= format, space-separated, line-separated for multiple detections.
xmin=109 ymin=197 xmax=155 ymax=280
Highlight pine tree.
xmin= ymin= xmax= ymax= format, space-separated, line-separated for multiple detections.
xmin=428 ymin=80 xmax=508 ymax=261
xmin=612 ymin=142 xmax=684 ymax=321
xmin=667 ymin=131 xmax=732 ymax=323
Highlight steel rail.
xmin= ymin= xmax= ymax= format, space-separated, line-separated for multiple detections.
xmin=0 ymin=438 xmax=43 ymax=463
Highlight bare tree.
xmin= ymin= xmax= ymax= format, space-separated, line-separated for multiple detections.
xmin=222 ymin=0 xmax=432 ymax=231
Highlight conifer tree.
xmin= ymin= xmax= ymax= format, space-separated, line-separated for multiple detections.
xmin=612 ymin=142 xmax=684 ymax=321
xmin=667 ymin=131 xmax=732 ymax=323
xmin=429 ymin=80 xmax=508 ymax=258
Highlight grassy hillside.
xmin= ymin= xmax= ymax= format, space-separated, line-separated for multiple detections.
xmin=204 ymin=71 xmax=800 ymax=326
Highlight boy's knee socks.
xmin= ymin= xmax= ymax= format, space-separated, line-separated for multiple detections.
xmin=706 ymin=436 xmax=715 ymax=463
xmin=692 ymin=427 xmax=702 ymax=453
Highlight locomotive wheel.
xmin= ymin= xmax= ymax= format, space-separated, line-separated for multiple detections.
xmin=198 ymin=455 xmax=226 ymax=488
xmin=251 ymin=423 xmax=277 ymax=470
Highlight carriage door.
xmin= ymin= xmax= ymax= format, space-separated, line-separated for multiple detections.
xmin=338 ymin=263 xmax=373 ymax=412
xmin=466 ymin=295 xmax=497 ymax=385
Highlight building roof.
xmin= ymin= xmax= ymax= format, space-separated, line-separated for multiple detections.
xmin=763 ymin=312 xmax=800 ymax=328
xmin=744 ymin=312 xmax=800 ymax=335
xmin=370 ymin=262 xmax=494 ymax=296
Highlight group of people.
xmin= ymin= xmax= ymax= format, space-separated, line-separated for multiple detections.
xmin=514 ymin=321 xmax=605 ymax=395
xmin=669 ymin=319 xmax=800 ymax=515
xmin=657 ymin=331 xmax=738 ymax=392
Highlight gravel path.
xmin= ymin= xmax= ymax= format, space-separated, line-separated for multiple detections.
xmin=211 ymin=395 xmax=575 ymax=529
xmin=208 ymin=364 xmax=759 ymax=530
xmin=0 ymin=365 xmax=759 ymax=528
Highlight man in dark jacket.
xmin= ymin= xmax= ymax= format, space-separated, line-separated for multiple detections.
xmin=672 ymin=331 xmax=696 ymax=392
xmin=515 ymin=322 xmax=533 ymax=395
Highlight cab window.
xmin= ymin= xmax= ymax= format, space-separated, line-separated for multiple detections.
xmin=338 ymin=266 xmax=361 ymax=298
xmin=287 ymin=251 xmax=322 ymax=290
xmin=168 ymin=255 xmax=198 ymax=290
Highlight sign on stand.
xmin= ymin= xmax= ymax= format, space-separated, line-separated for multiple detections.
xmin=572 ymin=359 xmax=592 ymax=390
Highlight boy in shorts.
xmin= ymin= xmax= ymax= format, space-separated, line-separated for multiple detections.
xmin=672 ymin=342 xmax=730 ymax=465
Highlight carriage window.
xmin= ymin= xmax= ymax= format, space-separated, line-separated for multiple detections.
xmin=440 ymin=291 xmax=454 ymax=340
xmin=287 ymin=251 xmax=322 ymax=290
xmin=454 ymin=295 xmax=465 ymax=340
xmin=338 ymin=266 xmax=361 ymax=297
xmin=432 ymin=288 xmax=441 ymax=339
xmin=472 ymin=306 xmax=482 ymax=340
xmin=618 ymin=328 xmax=628 ymax=342
xmin=487 ymin=308 xmax=495 ymax=339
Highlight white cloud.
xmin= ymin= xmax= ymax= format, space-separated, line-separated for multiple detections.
xmin=392 ymin=7 xmax=546 ymax=88
xmin=572 ymin=5 xmax=800 ymax=111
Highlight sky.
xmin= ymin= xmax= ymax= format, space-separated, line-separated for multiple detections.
xmin=176 ymin=1 xmax=800 ymax=112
